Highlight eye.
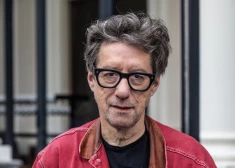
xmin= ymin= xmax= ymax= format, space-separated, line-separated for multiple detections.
xmin=100 ymin=71 xmax=119 ymax=80
xmin=103 ymin=72 xmax=117 ymax=77
xmin=133 ymin=74 xmax=144 ymax=80
xmin=131 ymin=74 xmax=145 ymax=82
xmin=100 ymin=71 xmax=119 ymax=84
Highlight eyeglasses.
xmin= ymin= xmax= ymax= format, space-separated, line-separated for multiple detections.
xmin=93 ymin=68 xmax=155 ymax=92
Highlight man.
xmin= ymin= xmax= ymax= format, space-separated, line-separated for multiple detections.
xmin=33 ymin=13 xmax=216 ymax=168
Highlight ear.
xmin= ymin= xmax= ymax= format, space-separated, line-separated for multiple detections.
xmin=150 ymin=76 xmax=160 ymax=96
xmin=87 ymin=70 xmax=95 ymax=92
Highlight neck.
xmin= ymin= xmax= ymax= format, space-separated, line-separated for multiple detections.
xmin=101 ymin=118 xmax=146 ymax=147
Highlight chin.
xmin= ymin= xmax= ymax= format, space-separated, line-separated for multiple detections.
xmin=110 ymin=122 xmax=135 ymax=130
xmin=106 ymin=116 xmax=138 ymax=130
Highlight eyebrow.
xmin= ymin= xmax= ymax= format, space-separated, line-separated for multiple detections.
xmin=99 ymin=66 xmax=149 ymax=73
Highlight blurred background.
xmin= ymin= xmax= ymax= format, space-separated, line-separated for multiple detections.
xmin=0 ymin=0 xmax=234 ymax=167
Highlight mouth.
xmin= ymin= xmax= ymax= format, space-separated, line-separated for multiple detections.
xmin=111 ymin=105 xmax=134 ymax=111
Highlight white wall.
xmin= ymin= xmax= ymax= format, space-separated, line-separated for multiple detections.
xmin=47 ymin=0 xmax=71 ymax=96
xmin=200 ymin=0 xmax=235 ymax=132
xmin=200 ymin=0 xmax=235 ymax=167
xmin=14 ymin=0 xmax=36 ymax=96
xmin=13 ymin=0 xmax=37 ymax=155
xmin=147 ymin=0 xmax=182 ymax=131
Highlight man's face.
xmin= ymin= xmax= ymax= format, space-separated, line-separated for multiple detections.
xmin=87 ymin=42 xmax=160 ymax=129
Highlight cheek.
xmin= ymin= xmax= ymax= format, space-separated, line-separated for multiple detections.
xmin=134 ymin=92 xmax=151 ymax=109
xmin=94 ymin=88 xmax=109 ymax=108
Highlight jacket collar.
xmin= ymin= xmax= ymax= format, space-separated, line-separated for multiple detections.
xmin=145 ymin=115 xmax=166 ymax=168
xmin=79 ymin=115 xmax=166 ymax=168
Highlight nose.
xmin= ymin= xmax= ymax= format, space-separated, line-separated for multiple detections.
xmin=115 ymin=78 xmax=130 ymax=99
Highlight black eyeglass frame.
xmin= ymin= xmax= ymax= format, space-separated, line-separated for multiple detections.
xmin=93 ymin=68 xmax=156 ymax=92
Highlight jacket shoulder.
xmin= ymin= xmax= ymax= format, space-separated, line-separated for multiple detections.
xmin=32 ymin=119 xmax=98 ymax=168
xmin=47 ymin=118 xmax=97 ymax=145
xmin=156 ymin=121 xmax=216 ymax=168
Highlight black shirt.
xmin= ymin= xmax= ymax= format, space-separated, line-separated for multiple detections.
xmin=102 ymin=130 xmax=150 ymax=168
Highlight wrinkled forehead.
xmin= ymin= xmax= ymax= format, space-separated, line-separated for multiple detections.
xmin=96 ymin=42 xmax=153 ymax=73
xmin=96 ymin=41 xmax=150 ymax=62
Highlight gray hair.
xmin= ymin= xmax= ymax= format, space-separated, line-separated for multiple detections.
xmin=84 ymin=12 xmax=171 ymax=76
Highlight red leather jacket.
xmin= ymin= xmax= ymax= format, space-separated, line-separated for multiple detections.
xmin=33 ymin=115 xmax=216 ymax=168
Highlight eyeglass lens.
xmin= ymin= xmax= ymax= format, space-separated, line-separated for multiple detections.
xmin=98 ymin=70 xmax=151 ymax=90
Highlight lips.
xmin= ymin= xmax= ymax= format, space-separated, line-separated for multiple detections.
xmin=111 ymin=105 xmax=133 ymax=111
